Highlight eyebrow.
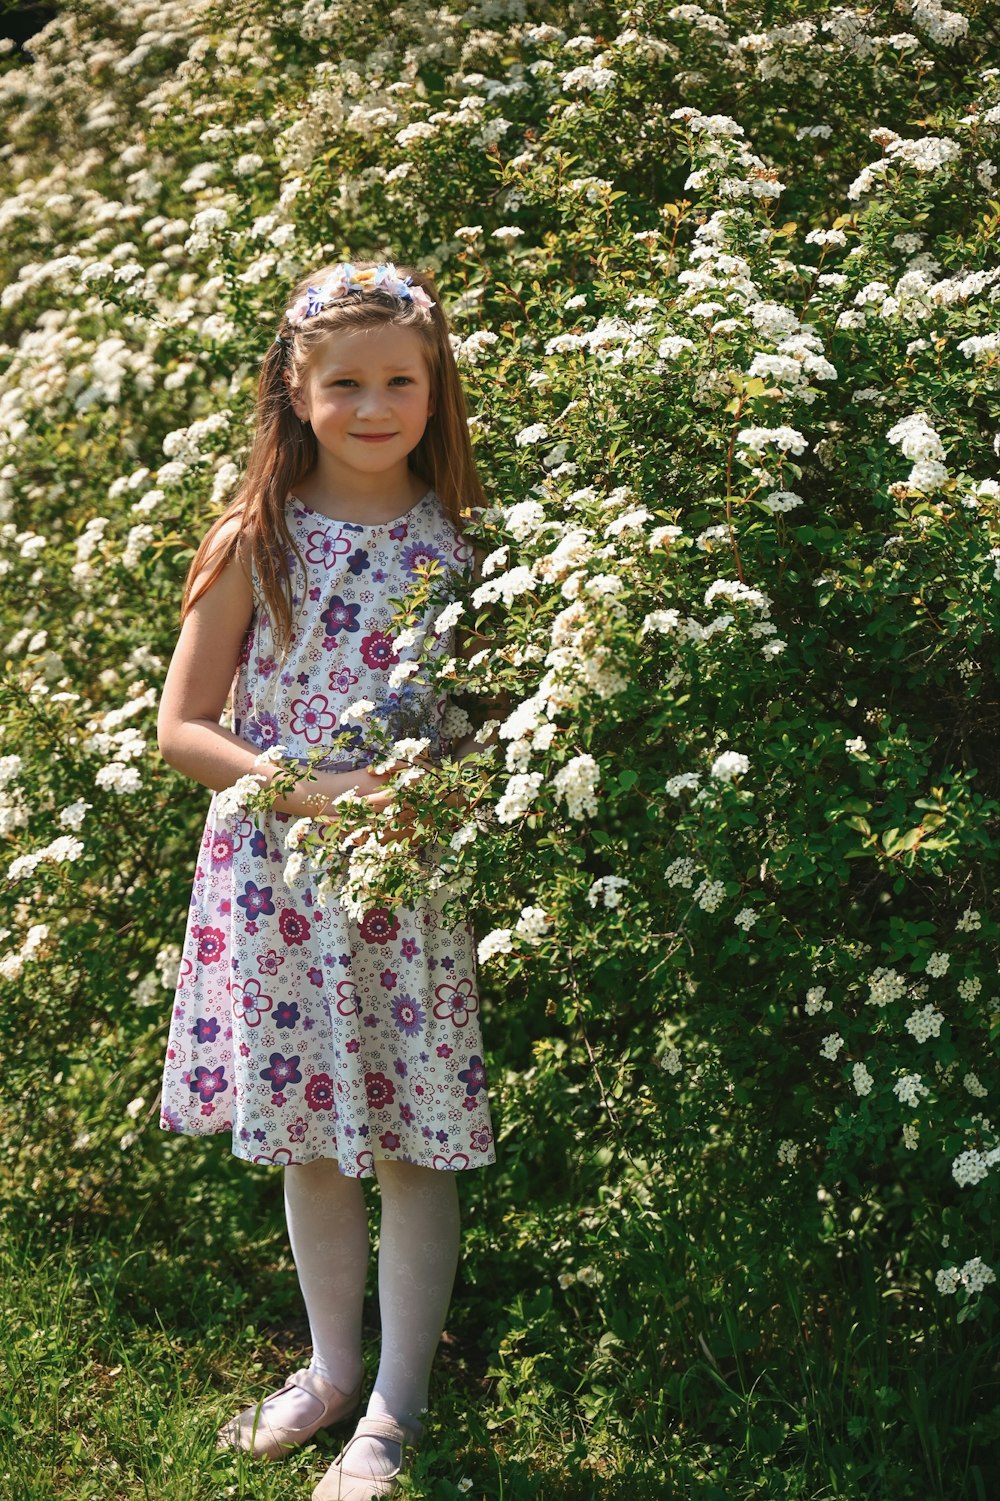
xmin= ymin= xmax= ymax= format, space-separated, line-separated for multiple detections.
xmin=318 ymin=363 xmax=423 ymax=378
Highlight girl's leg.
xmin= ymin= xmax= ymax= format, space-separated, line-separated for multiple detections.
xmin=253 ymin=1156 xmax=369 ymax=1429
xmin=346 ymin=1160 xmax=461 ymax=1476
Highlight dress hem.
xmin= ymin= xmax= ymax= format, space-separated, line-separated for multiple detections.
xmin=158 ymin=1117 xmax=497 ymax=1175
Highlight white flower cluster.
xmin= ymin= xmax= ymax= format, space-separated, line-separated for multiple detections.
xmin=951 ymin=1148 xmax=996 ymax=1188
xmin=905 ymin=1004 xmax=945 ymax=1042
xmin=515 ymin=905 xmax=550 ymax=941
xmin=495 ymin=771 xmax=543 ymax=824
xmin=734 ymin=907 xmax=758 ymax=931
xmin=867 ymin=966 xmax=907 ymax=1007
xmin=471 ymin=564 xmax=537 ymax=609
xmin=777 ymin=1139 xmax=799 ymax=1165
xmin=587 ymin=875 xmax=629 ymax=909
xmin=477 ymin=927 xmax=514 ymax=964
xmin=694 ymin=878 xmax=725 ymax=912
xmin=925 ymin=950 xmax=950 ymax=977
xmin=659 ymin=1046 xmax=682 ymax=1075
xmin=852 ymin=1061 xmax=874 ymax=1097
xmin=0 ymin=921 xmax=50 ymax=982
xmin=893 ymin=1073 xmax=929 ymax=1108
xmin=710 ymin=750 xmax=749 ymax=782
xmin=805 ymin=985 xmax=833 ymax=1015
xmin=552 ymin=754 xmax=600 ymax=819
xmin=7 ymin=834 xmax=85 ymax=882
xmin=666 ymin=857 xmax=698 ymax=888
xmin=956 ymin=908 xmax=981 ymax=932
xmin=820 ymin=1033 xmax=844 ymax=1060
xmin=215 ymin=772 xmax=266 ymax=822
xmin=503 ymin=499 xmax=548 ymax=541
xmin=935 ymin=1258 xmax=996 ymax=1297
xmin=735 ymin=424 xmax=808 ymax=455
xmin=665 ymin=773 xmax=701 ymax=797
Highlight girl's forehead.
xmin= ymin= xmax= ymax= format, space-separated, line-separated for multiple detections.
xmin=308 ymin=322 xmax=429 ymax=376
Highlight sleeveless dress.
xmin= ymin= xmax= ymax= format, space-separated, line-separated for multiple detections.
xmin=158 ymin=488 xmax=497 ymax=1176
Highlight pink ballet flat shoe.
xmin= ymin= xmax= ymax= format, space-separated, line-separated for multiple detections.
xmin=216 ymin=1366 xmax=363 ymax=1461
xmin=311 ymin=1414 xmax=424 ymax=1501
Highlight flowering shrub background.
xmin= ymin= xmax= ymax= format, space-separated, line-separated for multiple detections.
xmin=1 ymin=0 xmax=999 ymax=1494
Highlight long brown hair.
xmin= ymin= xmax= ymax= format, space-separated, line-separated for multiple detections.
xmin=181 ymin=260 xmax=486 ymax=650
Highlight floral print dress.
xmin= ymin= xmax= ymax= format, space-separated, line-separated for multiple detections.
xmin=159 ymin=489 xmax=496 ymax=1176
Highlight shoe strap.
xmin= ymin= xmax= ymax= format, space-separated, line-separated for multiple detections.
xmin=347 ymin=1414 xmax=423 ymax=1448
xmin=288 ymin=1366 xmax=359 ymax=1405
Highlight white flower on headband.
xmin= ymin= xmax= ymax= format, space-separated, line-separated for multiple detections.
xmin=284 ymin=262 xmax=435 ymax=326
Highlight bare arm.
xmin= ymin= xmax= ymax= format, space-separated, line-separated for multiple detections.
xmin=157 ymin=523 xmax=389 ymax=815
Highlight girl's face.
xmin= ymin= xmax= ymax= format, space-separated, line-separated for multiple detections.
xmin=289 ymin=322 xmax=434 ymax=487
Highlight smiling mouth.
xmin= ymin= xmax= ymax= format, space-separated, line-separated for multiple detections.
xmin=352 ymin=432 xmax=397 ymax=440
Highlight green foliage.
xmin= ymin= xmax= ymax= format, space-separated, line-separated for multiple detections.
xmin=1 ymin=1 xmax=999 ymax=1496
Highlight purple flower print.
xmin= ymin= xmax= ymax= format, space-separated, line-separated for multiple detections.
xmin=400 ymin=1104 xmax=414 ymax=1125
xmin=347 ymin=548 xmax=371 ymax=576
xmin=190 ymin=1065 xmax=228 ymax=1103
xmin=307 ymin=967 xmax=323 ymax=987
xmin=258 ymin=948 xmax=285 ymax=975
xmin=193 ymin=1016 xmax=220 ymax=1044
xmin=260 ymin=1053 xmax=302 ymax=1090
xmin=399 ymin=938 xmax=421 ymax=963
xmin=236 ymin=880 xmax=275 ymax=920
xmin=274 ymin=1000 xmax=300 ymax=1028
xmin=247 ymin=710 xmax=280 ymax=751
xmin=401 ymin=541 xmax=445 ymax=578
xmin=470 ymin=1126 xmax=494 ymax=1153
xmin=380 ymin=969 xmax=398 ymax=989
xmin=457 ymin=1055 xmax=487 ymax=1096
xmin=250 ymin=830 xmax=267 ymax=858
xmin=329 ymin=664 xmax=360 ymax=695
xmin=391 ymin=994 xmax=426 ymax=1038
xmin=379 ymin=1131 xmax=401 ymax=1150
xmin=320 ymin=595 xmax=361 ymax=640
xmin=432 ymin=978 xmax=478 ymax=1028
xmin=288 ymin=1116 xmax=308 ymax=1143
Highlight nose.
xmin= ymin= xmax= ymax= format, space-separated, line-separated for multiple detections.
xmin=355 ymin=388 xmax=393 ymax=420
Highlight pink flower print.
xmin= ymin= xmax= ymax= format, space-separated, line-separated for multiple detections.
xmin=258 ymin=948 xmax=285 ymax=975
xmin=305 ymin=1072 xmax=335 ymax=1112
xmin=253 ymin=1147 xmax=295 ymax=1166
xmin=356 ymin=1149 xmax=375 ymax=1174
xmin=436 ymin=1044 xmax=453 ymax=1059
xmin=380 ymin=969 xmax=398 ymax=989
xmin=365 ymin=1071 xmax=396 ymax=1111
xmin=359 ymin=908 xmax=400 ymax=945
xmin=359 ymin=630 xmax=400 ymax=670
xmin=231 ymin=978 xmax=274 ymax=1027
xmin=175 ymin=957 xmax=193 ymax=992
xmin=279 ymin=907 xmax=311 ymax=946
xmin=432 ymin=1152 xmax=471 ymax=1170
xmin=379 ymin=1131 xmax=401 ymax=1151
xmin=329 ymin=664 xmax=360 ymax=695
xmin=289 ymin=693 xmax=336 ymax=744
xmin=346 ymin=1038 xmax=360 ymax=1054
xmin=399 ymin=937 xmax=421 ymax=962
xmin=470 ymin=1125 xmax=494 ymax=1153
xmin=305 ymin=526 xmax=352 ymax=570
xmin=194 ymin=924 xmax=226 ymax=966
xmin=432 ymin=978 xmax=478 ymax=1028
xmin=336 ymin=981 xmax=361 ymax=1016
xmin=288 ymin=1116 xmax=308 ymax=1143
xmin=320 ymin=595 xmax=362 ymax=641
xmin=208 ymin=830 xmax=234 ymax=869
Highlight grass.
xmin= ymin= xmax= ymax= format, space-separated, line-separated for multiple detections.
xmin=0 ymin=1155 xmax=996 ymax=1501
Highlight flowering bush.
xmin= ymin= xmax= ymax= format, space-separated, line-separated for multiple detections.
xmin=1 ymin=0 xmax=998 ymax=1490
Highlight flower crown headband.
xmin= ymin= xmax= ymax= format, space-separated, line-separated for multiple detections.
xmin=275 ymin=261 xmax=435 ymax=344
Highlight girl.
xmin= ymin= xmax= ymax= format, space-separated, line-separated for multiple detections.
xmin=157 ymin=260 xmax=497 ymax=1501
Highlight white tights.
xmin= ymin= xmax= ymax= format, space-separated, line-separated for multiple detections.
xmin=258 ymin=1156 xmax=461 ymax=1476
